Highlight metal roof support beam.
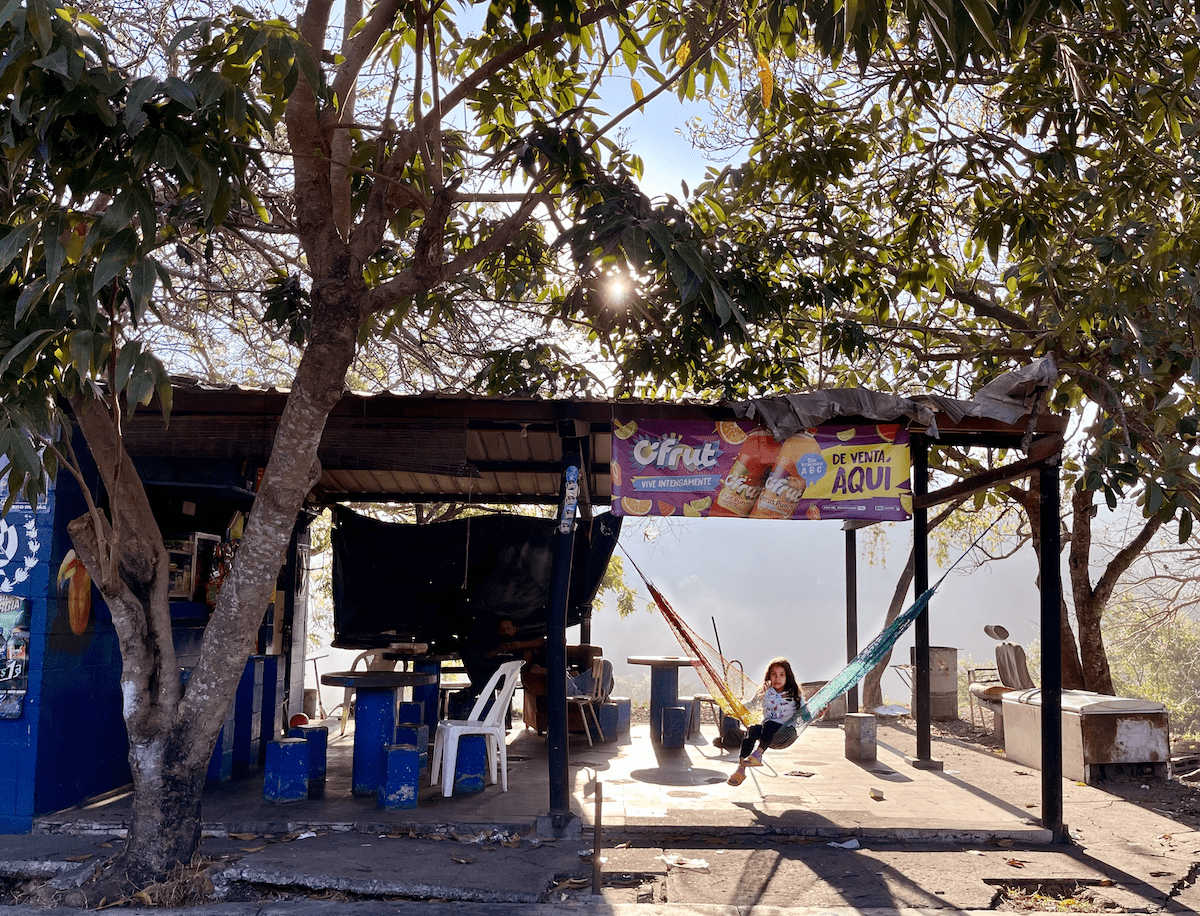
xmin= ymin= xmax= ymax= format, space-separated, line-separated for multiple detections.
xmin=542 ymin=443 xmax=583 ymax=835
xmin=909 ymin=435 xmax=942 ymax=770
xmin=1039 ymin=456 xmax=1066 ymax=842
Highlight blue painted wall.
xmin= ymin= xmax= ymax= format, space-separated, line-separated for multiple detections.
xmin=0 ymin=466 xmax=129 ymax=832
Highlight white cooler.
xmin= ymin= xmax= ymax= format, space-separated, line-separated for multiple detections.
xmin=1002 ymin=689 xmax=1169 ymax=783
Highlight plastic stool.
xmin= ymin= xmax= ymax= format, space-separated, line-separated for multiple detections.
xmin=453 ymin=734 xmax=488 ymax=794
xmin=662 ymin=705 xmax=688 ymax=748
xmin=264 ymin=738 xmax=309 ymax=804
xmin=378 ymin=744 xmax=420 ymax=810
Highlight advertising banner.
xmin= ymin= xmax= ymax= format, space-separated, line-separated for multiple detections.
xmin=611 ymin=418 xmax=912 ymax=521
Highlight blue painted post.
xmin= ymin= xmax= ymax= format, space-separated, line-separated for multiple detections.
xmin=350 ymin=685 xmax=399 ymax=796
xmin=649 ymin=667 xmax=679 ymax=742
xmin=453 ymin=734 xmax=488 ymax=795
xmin=263 ymin=738 xmax=309 ymax=804
xmin=662 ymin=706 xmax=687 ymax=748
xmin=233 ymin=656 xmax=264 ymax=777
xmin=412 ymin=659 xmax=441 ymax=735
xmin=288 ymin=724 xmax=328 ymax=797
xmin=378 ymin=745 xmax=420 ymax=810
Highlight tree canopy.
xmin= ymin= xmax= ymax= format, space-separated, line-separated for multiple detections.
xmin=1 ymin=0 xmax=1185 ymax=890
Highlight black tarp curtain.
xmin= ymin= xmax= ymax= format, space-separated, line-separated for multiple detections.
xmin=331 ymin=507 xmax=622 ymax=649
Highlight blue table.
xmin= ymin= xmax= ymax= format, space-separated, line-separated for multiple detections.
xmin=627 ymin=656 xmax=699 ymax=742
xmin=321 ymin=670 xmax=436 ymax=795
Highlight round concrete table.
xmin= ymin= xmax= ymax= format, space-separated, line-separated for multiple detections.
xmin=321 ymin=670 xmax=436 ymax=795
xmin=627 ymin=656 xmax=699 ymax=742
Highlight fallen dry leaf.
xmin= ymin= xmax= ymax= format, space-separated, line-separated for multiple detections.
xmin=451 ymin=856 xmax=474 ymax=865
xmin=241 ymin=845 xmax=269 ymax=853
xmin=1150 ymin=871 xmax=1173 ymax=877
xmin=1006 ymin=859 xmax=1028 ymax=868
xmin=229 ymin=833 xmax=257 ymax=841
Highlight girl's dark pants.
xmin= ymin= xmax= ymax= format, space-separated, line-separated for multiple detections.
xmin=740 ymin=720 xmax=783 ymax=759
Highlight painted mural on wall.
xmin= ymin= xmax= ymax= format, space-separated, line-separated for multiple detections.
xmin=0 ymin=472 xmax=55 ymax=718
xmin=0 ymin=595 xmax=29 ymax=718
xmin=611 ymin=419 xmax=913 ymax=522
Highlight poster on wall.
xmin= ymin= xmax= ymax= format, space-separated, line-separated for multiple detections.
xmin=0 ymin=595 xmax=29 ymax=719
xmin=611 ymin=418 xmax=913 ymax=522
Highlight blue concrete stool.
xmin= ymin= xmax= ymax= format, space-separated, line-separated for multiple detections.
xmin=264 ymin=738 xmax=309 ymax=804
xmin=661 ymin=705 xmax=688 ymax=748
xmin=453 ymin=734 xmax=488 ymax=795
xmin=288 ymin=724 xmax=328 ymax=797
xmin=378 ymin=744 xmax=420 ymax=810
xmin=721 ymin=714 xmax=745 ymax=751
xmin=398 ymin=701 xmax=424 ymax=726
xmin=610 ymin=697 xmax=632 ymax=736
xmin=395 ymin=723 xmax=430 ymax=773
xmin=597 ymin=702 xmax=620 ymax=743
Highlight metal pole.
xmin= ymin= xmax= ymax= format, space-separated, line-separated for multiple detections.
xmin=1039 ymin=457 xmax=1065 ymax=841
xmin=845 ymin=528 xmax=859 ymax=714
xmin=912 ymin=436 xmax=934 ymax=765
xmin=546 ymin=448 xmax=582 ymax=820
xmin=592 ymin=781 xmax=603 ymax=895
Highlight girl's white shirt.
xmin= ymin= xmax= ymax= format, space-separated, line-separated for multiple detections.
xmin=763 ymin=685 xmax=798 ymax=724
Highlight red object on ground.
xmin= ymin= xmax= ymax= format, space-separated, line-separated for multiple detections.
xmin=289 ymin=713 xmax=310 ymax=728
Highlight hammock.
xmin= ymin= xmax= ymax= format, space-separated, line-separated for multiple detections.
xmin=622 ymin=551 xmax=940 ymax=745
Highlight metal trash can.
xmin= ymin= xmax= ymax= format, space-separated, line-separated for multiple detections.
xmin=1002 ymin=689 xmax=1170 ymax=783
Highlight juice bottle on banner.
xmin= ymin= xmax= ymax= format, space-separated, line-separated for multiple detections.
xmin=750 ymin=432 xmax=823 ymax=519
xmin=710 ymin=429 xmax=782 ymax=517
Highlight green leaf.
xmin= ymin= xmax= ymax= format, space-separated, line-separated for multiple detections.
xmin=0 ymin=329 xmax=56 ymax=376
xmin=0 ymin=223 xmax=38 ymax=273
xmin=92 ymin=228 xmax=137 ymax=295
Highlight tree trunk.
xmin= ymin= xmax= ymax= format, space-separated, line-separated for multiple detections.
xmin=64 ymin=285 xmax=366 ymax=893
xmin=1067 ymin=488 xmax=1163 ymax=694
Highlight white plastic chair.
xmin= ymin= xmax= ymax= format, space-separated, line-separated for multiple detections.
xmin=567 ymin=655 xmax=610 ymax=746
xmin=430 ymin=659 xmax=524 ymax=797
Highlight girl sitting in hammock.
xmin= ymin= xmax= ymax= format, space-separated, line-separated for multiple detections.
xmin=727 ymin=657 xmax=801 ymax=786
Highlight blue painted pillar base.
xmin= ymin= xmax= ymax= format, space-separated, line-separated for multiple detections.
xmin=264 ymin=739 xmax=309 ymax=804
xmin=352 ymin=686 xmax=398 ymax=796
xmin=412 ymin=660 xmax=441 ymax=735
xmin=662 ymin=705 xmax=688 ymax=748
xmin=453 ymin=734 xmax=488 ymax=795
xmin=398 ymin=701 xmax=424 ymax=725
xmin=649 ymin=668 xmax=679 ymax=742
xmin=378 ymin=745 xmax=420 ymax=810
xmin=289 ymin=724 xmax=328 ymax=797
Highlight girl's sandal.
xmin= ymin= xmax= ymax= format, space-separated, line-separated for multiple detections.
xmin=743 ymin=754 xmax=763 ymax=767
xmin=727 ymin=771 xmax=746 ymax=786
